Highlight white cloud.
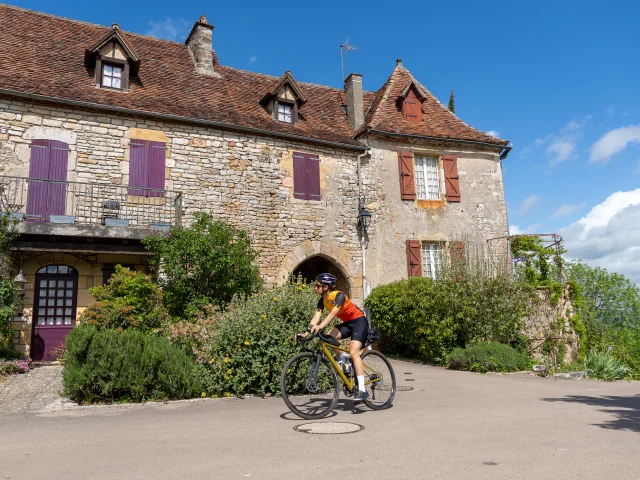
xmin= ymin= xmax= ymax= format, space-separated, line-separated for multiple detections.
xmin=145 ymin=17 xmax=190 ymax=42
xmin=520 ymin=115 xmax=590 ymax=165
xmin=547 ymin=139 xmax=576 ymax=165
xmin=509 ymin=223 xmax=541 ymax=235
xmin=606 ymin=105 xmax=615 ymax=116
xmin=519 ymin=194 xmax=540 ymax=215
xmin=249 ymin=56 xmax=257 ymax=63
xmin=486 ymin=130 xmax=501 ymax=138
xmin=551 ymin=202 xmax=586 ymax=219
xmin=560 ymin=189 xmax=640 ymax=283
xmin=590 ymin=125 xmax=640 ymax=164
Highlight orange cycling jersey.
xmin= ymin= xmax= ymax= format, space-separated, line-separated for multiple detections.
xmin=317 ymin=290 xmax=364 ymax=322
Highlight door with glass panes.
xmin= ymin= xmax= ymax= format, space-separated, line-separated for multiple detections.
xmin=31 ymin=265 xmax=78 ymax=361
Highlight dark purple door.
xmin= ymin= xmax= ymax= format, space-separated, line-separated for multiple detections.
xmin=26 ymin=139 xmax=69 ymax=222
xmin=31 ymin=265 xmax=78 ymax=362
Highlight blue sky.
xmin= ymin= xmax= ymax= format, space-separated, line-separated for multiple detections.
xmin=11 ymin=0 xmax=640 ymax=281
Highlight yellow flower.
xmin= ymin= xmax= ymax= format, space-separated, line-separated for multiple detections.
xmin=264 ymin=372 xmax=270 ymax=377
xmin=297 ymin=287 xmax=303 ymax=291
xmin=224 ymin=392 xmax=231 ymax=397
xmin=261 ymin=315 xmax=266 ymax=319
xmin=227 ymin=369 xmax=233 ymax=375
xmin=209 ymin=358 xmax=215 ymax=364
xmin=224 ymin=357 xmax=230 ymax=363
xmin=273 ymin=297 xmax=278 ymax=301
xmin=244 ymin=341 xmax=250 ymax=346
xmin=201 ymin=392 xmax=207 ymax=398
xmin=287 ymin=369 xmax=291 ymax=374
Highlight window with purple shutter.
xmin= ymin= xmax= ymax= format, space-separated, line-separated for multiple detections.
xmin=26 ymin=139 xmax=69 ymax=222
xmin=128 ymin=140 xmax=165 ymax=197
xmin=292 ymin=152 xmax=321 ymax=201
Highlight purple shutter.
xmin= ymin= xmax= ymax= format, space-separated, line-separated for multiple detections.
xmin=47 ymin=140 xmax=69 ymax=216
xmin=129 ymin=141 xmax=149 ymax=196
xmin=307 ymin=154 xmax=321 ymax=200
xmin=147 ymin=141 xmax=166 ymax=198
xmin=293 ymin=152 xmax=308 ymax=200
xmin=26 ymin=139 xmax=51 ymax=222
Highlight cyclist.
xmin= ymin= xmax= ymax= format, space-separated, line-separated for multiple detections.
xmin=305 ymin=273 xmax=370 ymax=403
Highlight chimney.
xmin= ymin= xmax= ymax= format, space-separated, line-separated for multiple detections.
xmin=344 ymin=73 xmax=364 ymax=131
xmin=185 ymin=15 xmax=218 ymax=77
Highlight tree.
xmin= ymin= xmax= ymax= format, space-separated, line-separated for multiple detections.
xmin=448 ymin=90 xmax=455 ymax=114
xmin=563 ymin=260 xmax=640 ymax=344
xmin=143 ymin=212 xmax=262 ymax=317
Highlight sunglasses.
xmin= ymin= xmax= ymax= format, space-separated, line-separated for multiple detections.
xmin=314 ymin=284 xmax=323 ymax=289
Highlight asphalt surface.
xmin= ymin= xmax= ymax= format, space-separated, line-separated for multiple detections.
xmin=1 ymin=359 xmax=639 ymax=480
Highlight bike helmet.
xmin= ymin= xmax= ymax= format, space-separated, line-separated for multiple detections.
xmin=315 ymin=273 xmax=337 ymax=288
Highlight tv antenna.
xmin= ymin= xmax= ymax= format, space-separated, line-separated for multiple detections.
xmin=340 ymin=38 xmax=358 ymax=82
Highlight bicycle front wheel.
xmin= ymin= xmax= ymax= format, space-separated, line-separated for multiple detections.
xmin=280 ymin=352 xmax=339 ymax=420
xmin=361 ymin=350 xmax=396 ymax=410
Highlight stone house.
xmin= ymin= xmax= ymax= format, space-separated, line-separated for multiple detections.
xmin=0 ymin=5 xmax=511 ymax=360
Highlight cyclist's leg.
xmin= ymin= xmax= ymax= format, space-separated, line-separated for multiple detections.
xmin=347 ymin=317 xmax=369 ymax=377
xmin=349 ymin=339 xmax=365 ymax=376
xmin=329 ymin=322 xmax=349 ymax=341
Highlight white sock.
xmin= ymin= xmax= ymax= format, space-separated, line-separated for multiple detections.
xmin=357 ymin=375 xmax=365 ymax=392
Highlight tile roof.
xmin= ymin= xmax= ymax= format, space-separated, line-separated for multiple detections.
xmin=0 ymin=5 xmax=508 ymax=150
xmin=356 ymin=63 xmax=509 ymax=147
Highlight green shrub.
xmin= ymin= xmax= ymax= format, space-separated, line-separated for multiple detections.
xmin=610 ymin=327 xmax=640 ymax=379
xmin=365 ymin=276 xmax=534 ymax=363
xmin=63 ymin=325 xmax=202 ymax=403
xmin=584 ymin=349 xmax=631 ymax=381
xmin=446 ymin=342 xmax=531 ymax=373
xmin=0 ymin=215 xmax=18 ymax=358
xmin=196 ymin=281 xmax=319 ymax=397
xmin=80 ymin=265 xmax=166 ymax=332
xmin=143 ymin=212 xmax=262 ymax=317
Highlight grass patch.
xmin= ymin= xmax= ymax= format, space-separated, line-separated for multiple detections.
xmin=446 ymin=342 xmax=532 ymax=373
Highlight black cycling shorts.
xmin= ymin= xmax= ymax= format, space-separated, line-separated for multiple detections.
xmin=336 ymin=316 xmax=369 ymax=344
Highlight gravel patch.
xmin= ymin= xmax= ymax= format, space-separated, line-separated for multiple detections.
xmin=0 ymin=364 xmax=76 ymax=415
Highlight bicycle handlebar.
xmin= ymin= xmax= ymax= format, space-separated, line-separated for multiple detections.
xmin=295 ymin=331 xmax=339 ymax=346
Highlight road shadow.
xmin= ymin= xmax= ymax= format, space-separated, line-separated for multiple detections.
xmin=280 ymin=398 xmax=392 ymax=421
xmin=542 ymin=394 xmax=640 ymax=433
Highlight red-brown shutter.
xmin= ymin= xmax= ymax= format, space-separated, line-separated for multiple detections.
xmin=293 ymin=152 xmax=308 ymax=199
xmin=443 ymin=154 xmax=461 ymax=202
xmin=307 ymin=154 xmax=321 ymax=200
xmin=403 ymin=89 xmax=422 ymax=122
xmin=398 ymin=151 xmax=416 ymax=200
xmin=405 ymin=240 xmax=422 ymax=277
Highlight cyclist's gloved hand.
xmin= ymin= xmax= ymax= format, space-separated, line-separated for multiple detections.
xmin=308 ymin=324 xmax=320 ymax=334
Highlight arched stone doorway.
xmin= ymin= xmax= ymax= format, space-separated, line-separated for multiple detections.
xmin=291 ymin=255 xmax=351 ymax=295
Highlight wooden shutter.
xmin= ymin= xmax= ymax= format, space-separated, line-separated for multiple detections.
xmin=443 ymin=154 xmax=461 ymax=202
xmin=26 ymin=139 xmax=52 ymax=222
xmin=405 ymin=240 xmax=422 ymax=277
xmin=293 ymin=152 xmax=308 ymax=200
xmin=397 ymin=151 xmax=416 ymax=200
xmin=403 ymin=89 xmax=422 ymax=122
xmin=148 ymin=141 xmax=166 ymax=198
xmin=293 ymin=152 xmax=321 ymax=201
xmin=129 ymin=141 xmax=148 ymax=196
xmin=47 ymin=140 xmax=69 ymax=216
xmin=307 ymin=154 xmax=321 ymax=200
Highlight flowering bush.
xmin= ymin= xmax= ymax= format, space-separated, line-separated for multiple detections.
xmin=0 ymin=358 xmax=33 ymax=376
xmin=195 ymin=280 xmax=320 ymax=397
xmin=80 ymin=265 xmax=166 ymax=332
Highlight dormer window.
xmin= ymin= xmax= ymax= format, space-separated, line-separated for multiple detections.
xmin=85 ymin=24 xmax=140 ymax=93
xmin=102 ymin=63 xmax=123 ymax=89
xmin=397 ymin=80 xmax=427 ymax=123
xmin=278 ymin=103 xmax=293 ymax=123
xmin=260 ymin=71 xmax=307 ymax=126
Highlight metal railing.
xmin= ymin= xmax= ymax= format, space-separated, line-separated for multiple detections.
xmin=0 ymin=175 xmax=183 ymax=229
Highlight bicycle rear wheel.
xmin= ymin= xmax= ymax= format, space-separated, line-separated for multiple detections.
xmin=361 ymin=350 xmax=396 ymax=410
xmin=280 ymin=352 xmax=339 ymax=420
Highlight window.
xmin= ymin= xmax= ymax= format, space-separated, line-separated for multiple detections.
xmin=278 ymin=102 xmax=293 ymax=123
xmin=421 ymin=242 xmax=444 ymax=279
xmin=102 ymin=63 xmax=123 ymax=89
xmin=414 ymin=156 xmax=440 ymax=200
xmin=402 ymin=89 xmax=422 ymax=122
xmin=293 ymin=152 xmax=321 ymax=200
xmin=129 ymin=140 xmax=166 ymax=197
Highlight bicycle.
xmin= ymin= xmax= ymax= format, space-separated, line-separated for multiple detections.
xmin=280 ymin=331 xmax=396 ymax=420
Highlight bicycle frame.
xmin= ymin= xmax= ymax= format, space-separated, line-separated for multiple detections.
xmin=317 ymin=340 xmax=382 ymax=391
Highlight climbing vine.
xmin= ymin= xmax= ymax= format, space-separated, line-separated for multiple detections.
xmin=0 ymin=215 xmax=19 ymax=358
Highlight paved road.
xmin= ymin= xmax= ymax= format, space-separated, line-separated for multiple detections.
xmin=1 ymin=359 xmax=639 ymax=480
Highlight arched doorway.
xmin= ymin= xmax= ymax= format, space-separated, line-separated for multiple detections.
xmin=291 ymin=255 xmax=351 ymax=295
xmin=31 ymin=264 xmax=78 ymax=361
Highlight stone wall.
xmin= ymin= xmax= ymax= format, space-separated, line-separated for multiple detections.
xmin=361 ymin=136 xmax=509 ymax=289
xmin=0 ymin=97 xmax=371 ymax=293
